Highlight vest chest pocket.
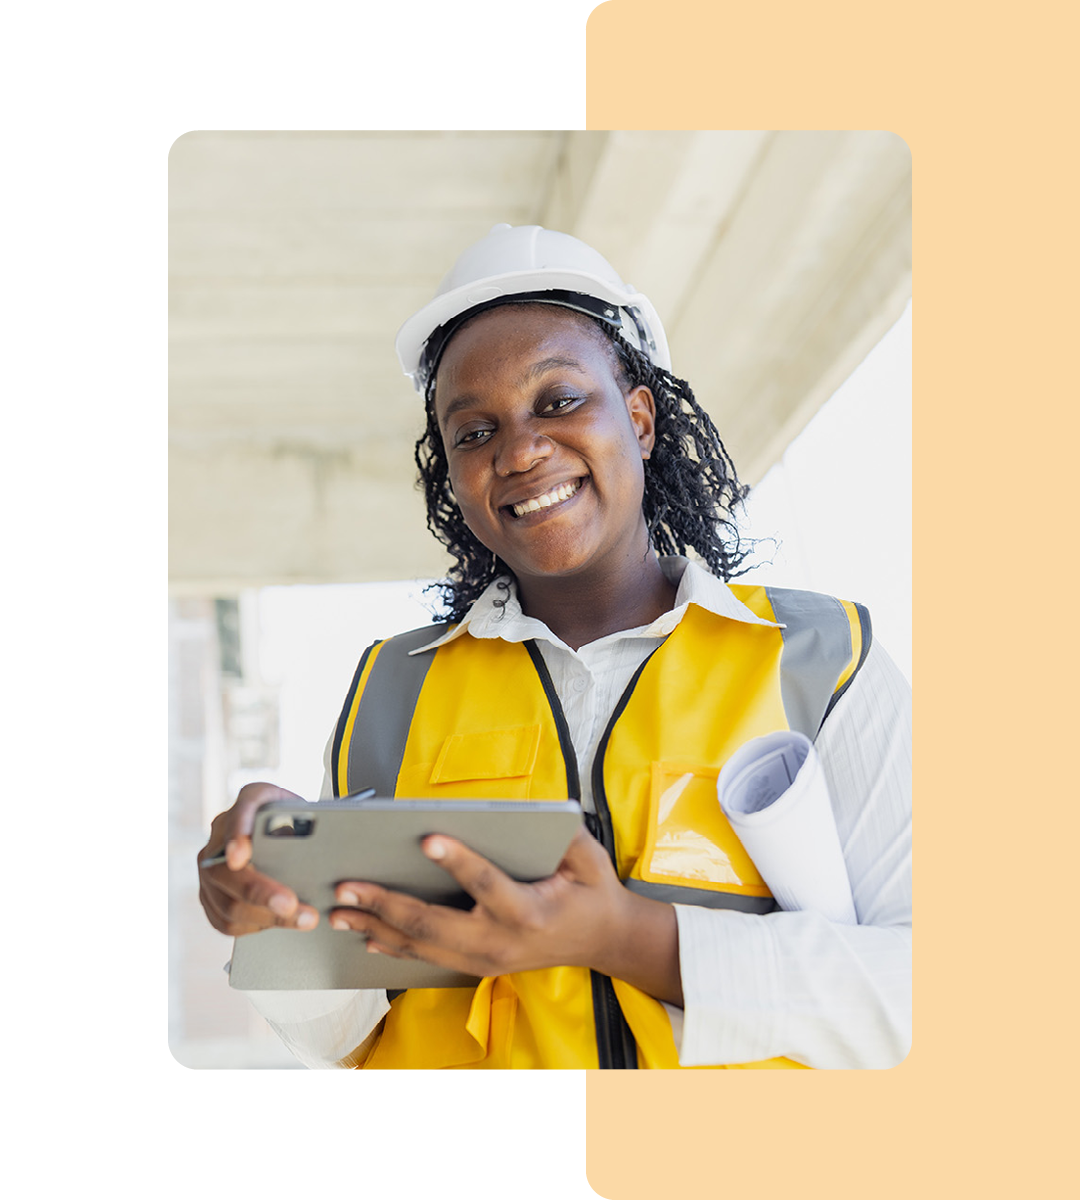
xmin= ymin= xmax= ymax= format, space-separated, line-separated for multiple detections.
xmin=396 ymin=724 xmax=543 ymax=799
xmin=634 ymin=762 xmax=772 ymax=898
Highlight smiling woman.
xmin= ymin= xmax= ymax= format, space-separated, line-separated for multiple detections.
xmin=197 ymin=224 xmax=912 ymax=1071
xmin=432 ymin=304 xmax=669 ymax=640
xmin=412 ymin=240 xmax=753 ymax=631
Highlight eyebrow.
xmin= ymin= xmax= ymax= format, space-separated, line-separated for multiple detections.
xmin=438 ymin=356 xmax=589 ymax=430
xmin=519 ymin=355 xmax=587 ymax=383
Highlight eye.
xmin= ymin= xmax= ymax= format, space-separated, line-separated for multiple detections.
xmin=540 ymin=394 xmax=583 ymax=415
xmin=454 ymin=426 xmax=492 ymax=448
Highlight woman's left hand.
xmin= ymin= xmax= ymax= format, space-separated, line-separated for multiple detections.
xmin=328 ymin=828 xmax=683 ymax=1004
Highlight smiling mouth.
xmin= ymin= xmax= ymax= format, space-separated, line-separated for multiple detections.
xmin=507 ymin=477 xmax=584 ymax=519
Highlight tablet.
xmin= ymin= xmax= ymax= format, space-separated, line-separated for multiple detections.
xmin=227 ymin=797 xmax=583 ymax=991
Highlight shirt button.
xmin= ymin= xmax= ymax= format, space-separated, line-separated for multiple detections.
xmin=572 ymin=676 xmax=588 ymax=694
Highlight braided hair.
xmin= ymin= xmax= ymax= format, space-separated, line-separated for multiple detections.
xmin=414 ymin=308 xmax=753 ymax=622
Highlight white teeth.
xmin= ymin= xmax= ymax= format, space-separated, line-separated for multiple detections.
xmin=511 ymin=479 xmax=581 ymax=518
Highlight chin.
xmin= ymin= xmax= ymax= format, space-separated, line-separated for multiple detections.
xmin=505 ymin=544 xmax=610 ymax=585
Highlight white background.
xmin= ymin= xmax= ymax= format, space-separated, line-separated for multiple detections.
xmin=8 ymin=2 xmax=598 ymax=1196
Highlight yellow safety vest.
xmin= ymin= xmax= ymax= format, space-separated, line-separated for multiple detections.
xmin=331 ymin=584 xmax=870 ymax=1069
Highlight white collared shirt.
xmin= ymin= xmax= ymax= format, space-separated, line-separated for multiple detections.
xmin=248 ymin=556 xmax=911 ymax=1069
xmin=405 ymin=557 xmax=782 ymax=817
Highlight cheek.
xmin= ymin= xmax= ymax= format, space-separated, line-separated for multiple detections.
xmin=440 ymin=439 xmax=468 ymax=500
xmin=612 ymin=443 xmax=648 ymax=515
xmin=445 ymin=459 xmax=470 ymax=504
xmin=624 ymin=460 xmax=647 ymax=508
xmin=602 ymin=422 xmax=648 ymax=485
xmin=446 ymin=460 xmax=492 ymax=528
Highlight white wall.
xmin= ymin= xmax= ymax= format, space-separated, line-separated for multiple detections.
xmin=738 ymin=303 xmax=912 ymax=682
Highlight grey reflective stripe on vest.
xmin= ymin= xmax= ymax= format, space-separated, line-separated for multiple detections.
xmin=765 ymin=587 xmax=856 ymax=738
xmin=625 ymin=879 xmax=777 ymax=914
xmin=343 ymin=624 xmax=450 ymax=796
xmin=337 ymin=589 xmax=861 ymax=804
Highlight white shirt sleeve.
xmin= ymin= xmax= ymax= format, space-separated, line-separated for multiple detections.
xmin=671 ymin=640 xmax=912 ymax=1068
xmin=239 ymin=730 xmax=391 ymax=1068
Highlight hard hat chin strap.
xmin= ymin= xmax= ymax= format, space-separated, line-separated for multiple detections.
xmin=623 ymin=304 xmax=658 ymax=361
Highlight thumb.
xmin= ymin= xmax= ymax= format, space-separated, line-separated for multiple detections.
xmin=225 ymin=836 xmax=252 ymax=871
xmin=226 ymin=782 xmax=305 ymax=871
xmin=558 ymin=825 xmax=613 ymax=881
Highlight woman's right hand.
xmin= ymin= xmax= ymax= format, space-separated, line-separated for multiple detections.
xmin=197 ymin=782 xmax=319 ymax=936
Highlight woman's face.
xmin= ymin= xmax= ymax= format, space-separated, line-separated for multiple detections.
xmin=432 ymin=304 xmax=656 ymax=588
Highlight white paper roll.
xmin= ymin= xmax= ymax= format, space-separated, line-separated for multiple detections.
xmin=717 ymin=731 xmax=857 ymax=924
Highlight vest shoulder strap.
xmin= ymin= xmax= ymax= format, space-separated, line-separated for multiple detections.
xmin=762 ymin=586 xmax=872 ymax=737
xmin=331 ymin=623 xmax=452 ymax=797
xmin=332 ymin=588 xmax=872 ymax=793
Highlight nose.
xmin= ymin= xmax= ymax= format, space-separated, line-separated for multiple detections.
xmin=494 ymin=426 xmax=555 ymax=477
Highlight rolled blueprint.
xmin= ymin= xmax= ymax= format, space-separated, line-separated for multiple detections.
xmin=716 ymin=731 xmax=857 ymax=924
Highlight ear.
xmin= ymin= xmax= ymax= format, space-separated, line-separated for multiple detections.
xmin=626 ymin=385 xmax=656 ymax=458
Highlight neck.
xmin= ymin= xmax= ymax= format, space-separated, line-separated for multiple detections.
xmin=514 ymin=551 xmax=677 ymax=651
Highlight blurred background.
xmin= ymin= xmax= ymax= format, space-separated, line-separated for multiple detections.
xmin=169 ymin=130 xmax=911 ymax=1067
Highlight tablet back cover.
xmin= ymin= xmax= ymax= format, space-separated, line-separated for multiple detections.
xmin=227 ymin=799 xmax=581 ymax=990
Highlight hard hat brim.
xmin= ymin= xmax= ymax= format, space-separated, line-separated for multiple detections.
xmin=395 ymin=267 xmax=671 ymax=391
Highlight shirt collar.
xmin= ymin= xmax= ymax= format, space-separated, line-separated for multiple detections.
xmin=408 ymin=556 xmax=781 ymax=656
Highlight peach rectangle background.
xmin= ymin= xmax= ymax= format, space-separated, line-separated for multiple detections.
xmin=584 ymin=1 xmax=1075 ymax=1196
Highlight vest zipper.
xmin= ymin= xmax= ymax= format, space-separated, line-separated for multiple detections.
xmin=525 ymin=640 xmax=643 ymax=1069
xmin=523 ymin=641 xmax=581 ymax=799
xmin=586 ymin=651 xmax=658 ymax=1070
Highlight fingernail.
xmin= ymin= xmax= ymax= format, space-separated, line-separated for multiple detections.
xmin=297 ymin=910 xmax=317 ymax=930
xmin=366 ymin=943 xmax=383 ymax=955
xmin=425 ymin=839 xmax=446 ymax=860
xmin=268 ymin=893 xmax=294 ymax=917
xmin=225 ymin=839 xmax=239 ymax=866
xmin=338 ymin=889 xmax=359 ymax=906
xmin=330 ymin=916 xmax=350 ymax=931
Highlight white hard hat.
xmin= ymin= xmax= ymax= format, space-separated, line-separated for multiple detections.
xmin=395 ymin=223 xmax=672 ymax=392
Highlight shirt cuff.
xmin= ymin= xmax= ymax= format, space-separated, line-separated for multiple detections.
xmin=673 ymin=904 xmax=783 ymax=1066
xmin=244 ymin=988 xmax=390 ymax=1069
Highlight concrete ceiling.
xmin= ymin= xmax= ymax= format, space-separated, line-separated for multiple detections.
xmin=169 ymin=130 xmax=910 ymax=593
